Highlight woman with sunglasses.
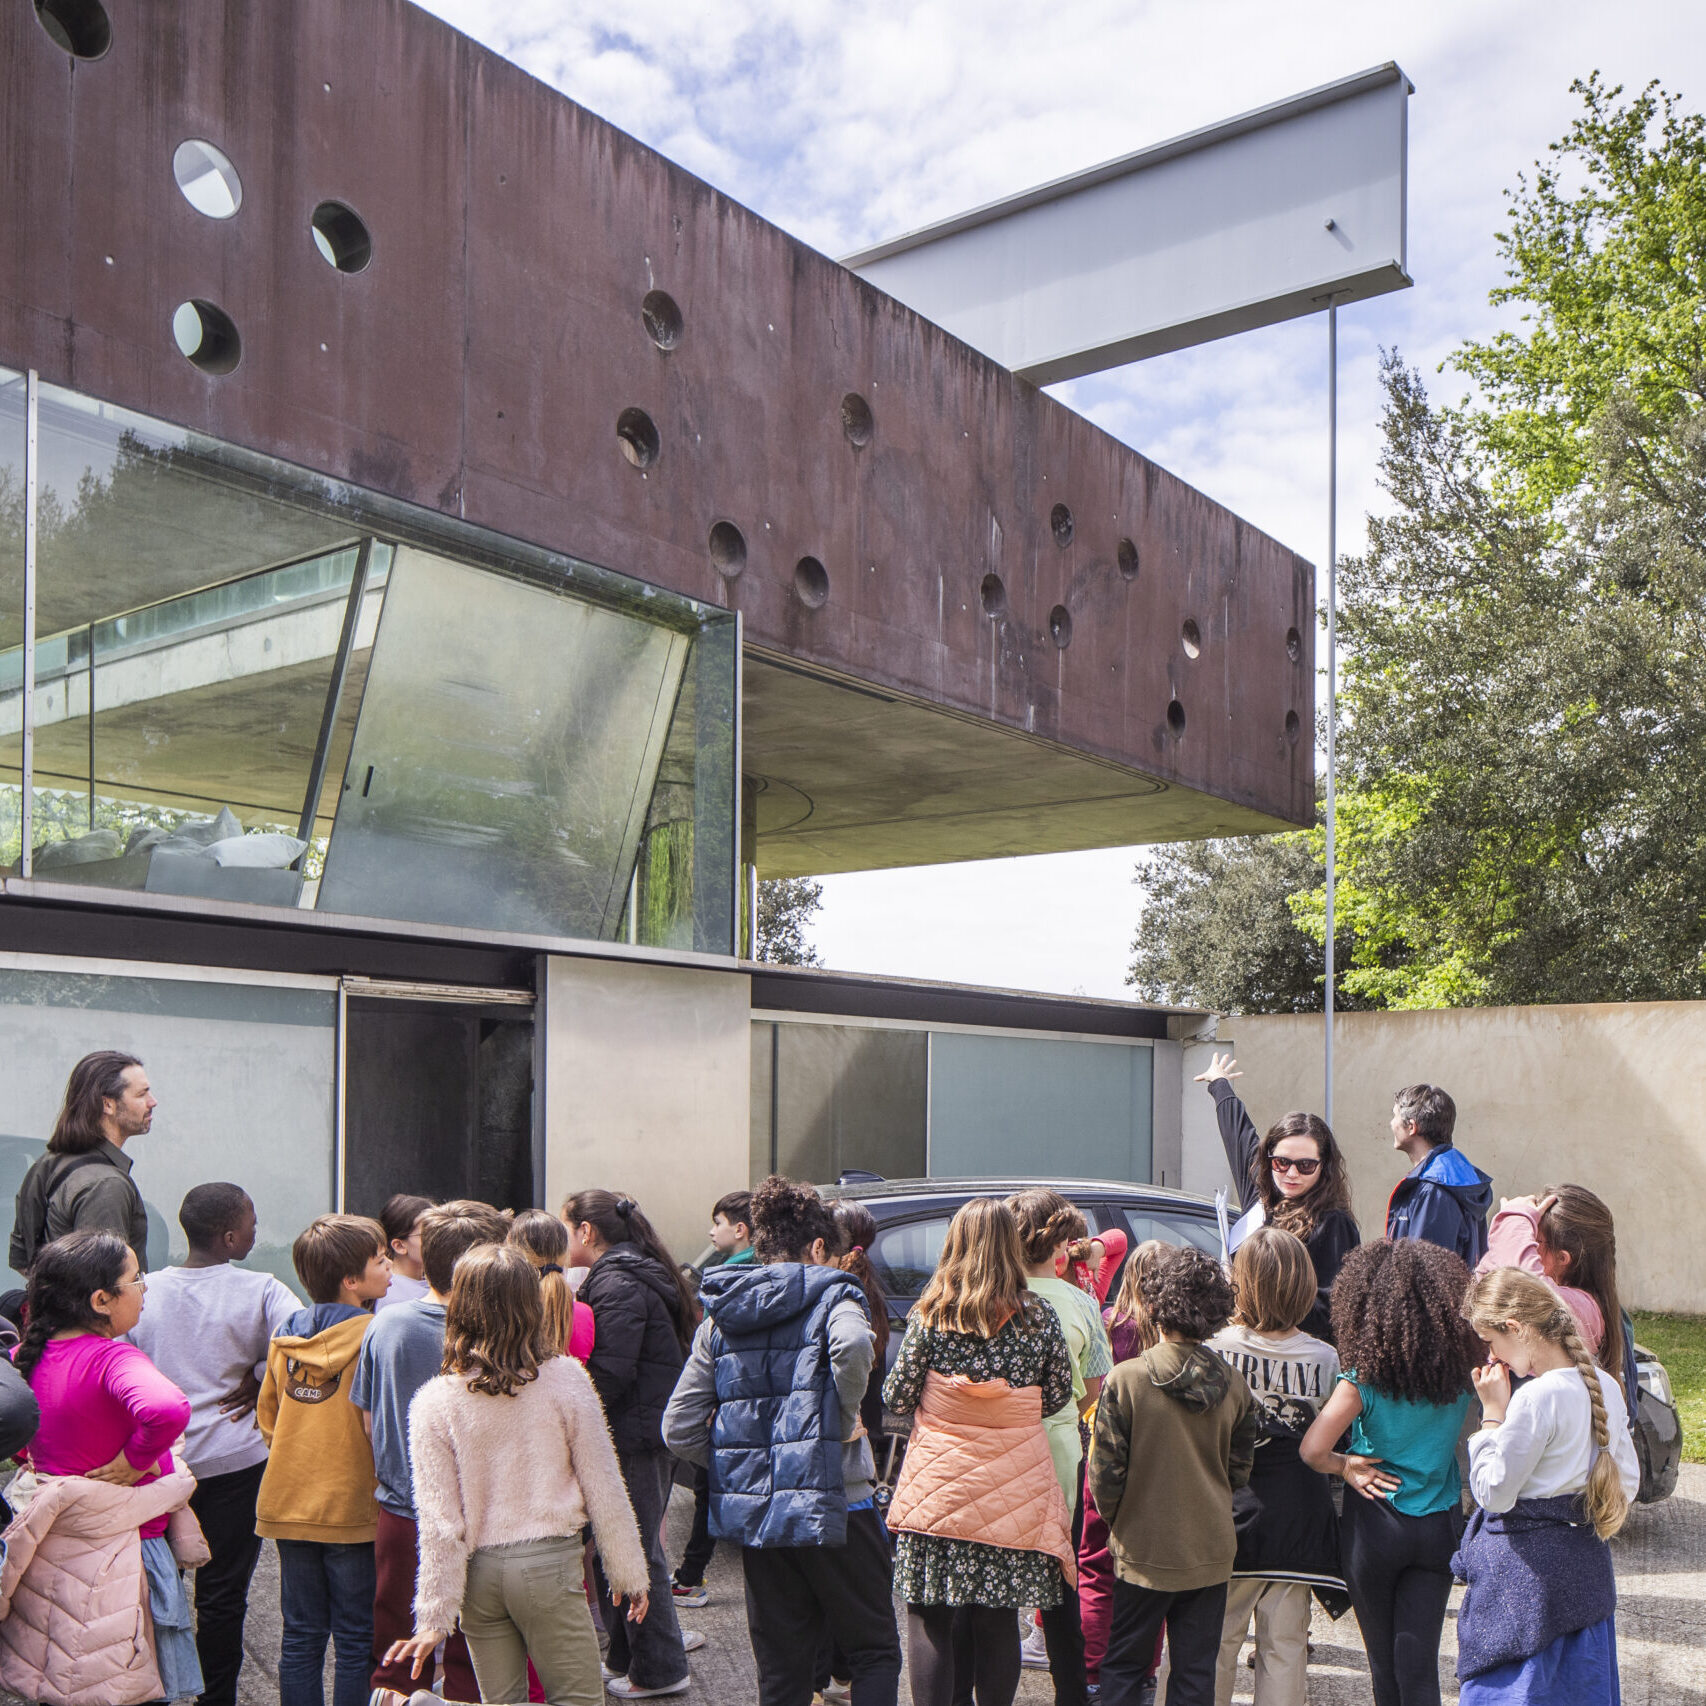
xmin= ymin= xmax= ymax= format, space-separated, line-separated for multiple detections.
xmin=1194 ymin=1053 xmax=1360 ymax=1343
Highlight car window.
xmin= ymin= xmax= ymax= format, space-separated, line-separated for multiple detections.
xmin=1114 ymin=1206 xmax=1222 ymax=1258
xmin=870 ymin=1216 xmax=951 ymax=1299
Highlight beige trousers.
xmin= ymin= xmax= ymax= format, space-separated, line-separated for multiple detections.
xmin=1212 ymin=1577 xmax=1311 ymax=1706
xmin=460 ymin=1536 xmax=603 ymax=1706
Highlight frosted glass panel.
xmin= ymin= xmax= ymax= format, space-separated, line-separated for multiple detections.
xmin=318 ymin=546 xmax=689 ymax=939
xmin=0 ymin=967 xmax=336 ymax=1294
xmin=772 ymin=1023 xmax=927 ymax=1185
xmin=928 ymin=1033 xmax=1153 ymax=1182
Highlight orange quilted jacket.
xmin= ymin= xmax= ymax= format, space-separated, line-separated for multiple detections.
xmin=887 ymin=1371 xmax=1076 ymax=1586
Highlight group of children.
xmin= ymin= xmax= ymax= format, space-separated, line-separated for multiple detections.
xmin=0 ymin=1134 xmax=1643 ymax=1706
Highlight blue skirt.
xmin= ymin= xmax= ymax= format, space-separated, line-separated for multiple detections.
xmin=140 ymin=1533 xmax=206 ymax=1702
xmin=1459 ymin=1617 xmax=1619 ymax=1706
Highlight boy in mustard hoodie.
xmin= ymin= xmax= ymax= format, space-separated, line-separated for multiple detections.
xmin=257 ymin=1214 xmax=391 ymax=1706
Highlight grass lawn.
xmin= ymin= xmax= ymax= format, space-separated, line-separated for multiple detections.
xmin=1632 ymin=1311 xmax=1706 ymax=1463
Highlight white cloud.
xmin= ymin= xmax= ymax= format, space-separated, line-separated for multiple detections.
xmin=423 ymin=0 xmax=1706 ymax=999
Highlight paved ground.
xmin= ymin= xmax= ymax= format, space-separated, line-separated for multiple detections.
xmin=210 ymin=1464 xmax=1706 ymax=1703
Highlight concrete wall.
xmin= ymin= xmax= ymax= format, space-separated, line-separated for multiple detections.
xmin=544 ymin=957 xmax=751 ymax=1261
xmin=1209 ymin=1004 xmax=1706 ymax=1313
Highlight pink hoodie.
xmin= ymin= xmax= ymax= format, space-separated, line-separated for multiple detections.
xmin=1476 ymin=1203 xmax=1605 ymax=1352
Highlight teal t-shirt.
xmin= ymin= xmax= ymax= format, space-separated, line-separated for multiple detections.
xmin=1345 ymin=1373 xmax=1470 ymax=1517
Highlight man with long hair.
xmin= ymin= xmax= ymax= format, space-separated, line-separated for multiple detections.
xmin=9 ymin=1050 xmax=154 ymax=1273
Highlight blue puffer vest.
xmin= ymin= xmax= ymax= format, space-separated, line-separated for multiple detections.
xmin=700 ymin=1261 xmax=868 ymax=1549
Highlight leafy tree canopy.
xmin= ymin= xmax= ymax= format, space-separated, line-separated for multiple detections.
xmin=756 ymin=876 xmax=824 ymax=966
xmin=1133 ymin=76 xmax=1706 ymax=1012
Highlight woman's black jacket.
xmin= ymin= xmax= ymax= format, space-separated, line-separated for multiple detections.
xmin=580 ymin=1244 xmax=690 ymax=1454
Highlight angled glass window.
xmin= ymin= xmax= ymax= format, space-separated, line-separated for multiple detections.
xmin=4 ymin=379 xmax=737 ymax=953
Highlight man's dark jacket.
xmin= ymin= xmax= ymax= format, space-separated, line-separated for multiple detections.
xmin=9 ymin=1141 xmax=149 ymax=1272
xmin=1386 ymin=1144 xmax=1493 ymax=1268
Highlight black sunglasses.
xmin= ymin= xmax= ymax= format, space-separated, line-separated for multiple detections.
xmin=1270 ymin=1156 xmax=1322 ymax=1177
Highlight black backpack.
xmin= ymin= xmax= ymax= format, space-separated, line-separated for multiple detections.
xmin=8 ymin=1151 xmax=112 ymax=1272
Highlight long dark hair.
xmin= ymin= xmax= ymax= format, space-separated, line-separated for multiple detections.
xmin=1538 ymin=1185 xmax=1627 ymax=1392
xmin=833 ymin=1200 xmax=889 ymax=1362
xmin=1253 ymin=1112 xmax=1355 ymax=1240
xmin=17 ymin=1230 xmax=132 ymax=1381
xmin=563 ymin=1189 xmax=697 ymax=1350
xmin=1331 ymin=1238 xmax=1479 ymax=1406
xmin=49 ymin=1052 xmax=142 ymax=1155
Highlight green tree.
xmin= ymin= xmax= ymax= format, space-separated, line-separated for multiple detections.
xmin=756 ymin=876 xmax=824 ymax=966
xmin=1135 ymin=76 xmax=1706 ymax=1010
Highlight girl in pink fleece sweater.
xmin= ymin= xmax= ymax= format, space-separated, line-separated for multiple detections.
xmin=16 ymin=1229 xmax=201 ymax=1700
xmin=384 ymin=1243 xmax=650 ymax=1706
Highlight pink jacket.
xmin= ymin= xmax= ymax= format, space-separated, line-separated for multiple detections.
xmin=1477 ymin=1204 xmax=1605 ymax=1353
xmin=0 ymin=1462 xmax=206 ymax=1706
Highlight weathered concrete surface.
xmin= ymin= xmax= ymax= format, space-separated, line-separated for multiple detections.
xmin=211 ymin=1465 xmax=1706 ymax=1705
xmin=3 ymin=0 xmax=1315 ymax=876
xmin=1207 ymin=1003 xmax=1706 ymax=1313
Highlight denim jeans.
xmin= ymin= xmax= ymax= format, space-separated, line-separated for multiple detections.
xmin=276 ymin=1538 xmax=377 ymax=1706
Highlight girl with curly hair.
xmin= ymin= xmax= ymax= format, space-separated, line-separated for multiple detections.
xmin=1193 ymin=1053 xmax=1360 ymax=1342
xmin=1454 ymin=1267 xmax=1637 ymax=1703
xmin=1301 ymin=1239 xmax=1481 ymax=1706
xmin=386 ymin=1243 xmax=649 ymax=1705
xmin=882 ymin=1198 xmax=1075 ymax=1706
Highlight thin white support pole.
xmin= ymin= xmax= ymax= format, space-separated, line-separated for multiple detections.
xmin=20 ymin=371 xmax=38 ymax=881
xmin=1323 ymin=303 xmax=1338 ymax=1126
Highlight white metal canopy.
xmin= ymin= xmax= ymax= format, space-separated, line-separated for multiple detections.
xmin=845 ymin=64 xmax=1412 ymax=385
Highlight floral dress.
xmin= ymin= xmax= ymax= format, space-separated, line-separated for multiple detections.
xmin=882 ymin=1299 xmax=1074 ymax=1608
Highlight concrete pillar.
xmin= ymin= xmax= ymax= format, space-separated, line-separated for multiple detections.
xmin=543 ymin=955 xmax=752 ymax=1260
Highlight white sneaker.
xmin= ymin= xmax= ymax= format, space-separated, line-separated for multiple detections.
xmin=1019 ymin=1620 xmax=1050 ymax=1669
xmin=823 ymin=1681 xmax=853 ymax=1702
xmin=606 ymin=1678 xmax=690 ymax=1699
xmin=682 ymin=1630 xmax=706 ymax=1653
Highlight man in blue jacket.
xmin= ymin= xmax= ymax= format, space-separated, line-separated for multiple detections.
xmin=663 ymin=1175 xmax=901 ymax=1706
xmin=1385 ymin=1083 xmax=1493 ymax=1265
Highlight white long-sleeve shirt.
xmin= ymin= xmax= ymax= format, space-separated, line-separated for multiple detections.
xmin=1468 ymin=1365 xmax=1639 ymax=1512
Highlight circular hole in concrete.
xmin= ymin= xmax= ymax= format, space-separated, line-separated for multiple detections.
xmin=794 ymin=556 xmax=829 ymax=608
xmin=172 ymin=140 xmax=243 ymax=219
xmin=708 ymin=520 xmax=746 ymax=578
xmin=1050 ymin=502 xmax=1074 ymax=547
xmin=1286 ymin=626 xmax=1302 ymax=661
xmin=841 ymin=392 xmax=874 ymax=448
xmin=1049 ymin=605 xmax=1073 ymax=648
xmin=1117 ymin=537 xmax=1139 ymax=580
xmin=980 ymin=573 xmax=1007 ymax=618
xmin=1285 ymin=710 xmax=1301 ymax=743
xmin=616 ymin=407 xmax=660 ymax=468
xmin=1182 ymin=618 xmax=1202 ymax=659
xmin=1167 ymin=699 xmax=1186 ymax=737
xmin=35 ymin=0 xmax=110 ymax=57
xmin=171 ymin=300 xmax=241 ymax=375
xmin=642 ymin=290 xmax=683 ymax=351
xmin=310 ymin=201 xmax=372 ymax=273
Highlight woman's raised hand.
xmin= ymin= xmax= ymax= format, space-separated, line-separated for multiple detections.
xmin=1193 ymin=1051 xmax=1241 ymax=1085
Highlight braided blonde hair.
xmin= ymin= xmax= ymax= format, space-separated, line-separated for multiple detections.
xmin=1463 ymin=1268 xmax=1628 ymax=1539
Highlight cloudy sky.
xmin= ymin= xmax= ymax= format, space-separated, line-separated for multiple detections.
xmin=425 ymin=0 xmax=1705 ymax=998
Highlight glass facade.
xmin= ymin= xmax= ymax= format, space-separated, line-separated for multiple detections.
xmin=1 ymin=379 xmax=738 ymax=953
